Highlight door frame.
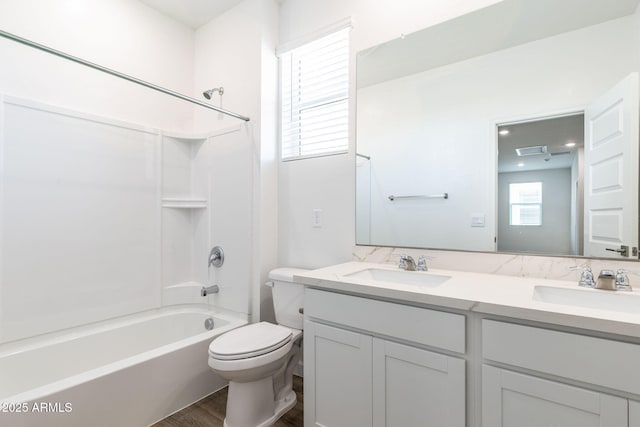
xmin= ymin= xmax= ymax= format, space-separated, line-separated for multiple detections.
xmin=493 ymin=107 xmax=586 ymax=254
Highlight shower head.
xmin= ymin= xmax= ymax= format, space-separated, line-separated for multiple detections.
xmin=203 ymin=87 xmax=224 ymax=99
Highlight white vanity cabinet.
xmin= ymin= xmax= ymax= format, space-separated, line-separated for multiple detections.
xmin=304 ymin=288 xmax=466 ymax=427
xmin=297 ymin=263 xmax=640 ymax=427
xmin=482 ymin=320 xmax=640 ymax=427
xmin=482 ymin=365 xmax=628 ymax=426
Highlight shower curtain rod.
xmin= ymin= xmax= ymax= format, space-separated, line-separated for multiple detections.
xmin=0 ymin=29 xmax=250 ymax=122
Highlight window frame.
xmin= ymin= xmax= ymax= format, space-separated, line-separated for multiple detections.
xmin=508 ymin=181 xmax=543 ymax=226
xmin=278 ymin=22 xmax=351 ymax=162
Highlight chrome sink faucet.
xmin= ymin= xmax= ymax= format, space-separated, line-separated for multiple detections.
xmin=596 ymin=269 xmax=634 ymax=291
xmin=399 ymin=255 xmax=417 ymax=271
xmin=595 ymin=269 xmax=616 ymax=290
xmin=398 ymin=255 xmax=430 ymax=271
xmin=573 ymin=265 xmax=633 ymax=291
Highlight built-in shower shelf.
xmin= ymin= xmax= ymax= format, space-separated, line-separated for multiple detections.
xmin=161 ymin=198 xmax=208 ymax=209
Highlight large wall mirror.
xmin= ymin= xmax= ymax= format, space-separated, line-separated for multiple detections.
xmin=355 ymin=0 xmax=640 ymax=260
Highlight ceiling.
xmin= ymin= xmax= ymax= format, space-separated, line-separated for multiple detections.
xmin=139 ymin=0 xmax=245 ymax=29
xmin=498 ymin=114 xmax=584 ymax=173
xmin=357 ymin=0 xmax=640 ymax=88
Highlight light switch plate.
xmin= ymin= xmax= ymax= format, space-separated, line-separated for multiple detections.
xmin=471 ymin=213 xmax=485 ymax=227
xmin=312 ymin=209 xmax=323 ymax=228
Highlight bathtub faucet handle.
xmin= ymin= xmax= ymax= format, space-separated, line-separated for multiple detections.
xmin=201 ymin=285 xmax=220 ymax=297
xmin=208 ymin=246 xmax=224 ymax=268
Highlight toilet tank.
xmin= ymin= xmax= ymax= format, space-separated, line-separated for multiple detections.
xmin=268 ymin=268 xmax=308 ymax=330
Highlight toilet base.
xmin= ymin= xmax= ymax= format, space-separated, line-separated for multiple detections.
xmin=223 ymin=386 xmax=296 ymax=427
xmin=212 ymin=329 xmax=302 ymax=427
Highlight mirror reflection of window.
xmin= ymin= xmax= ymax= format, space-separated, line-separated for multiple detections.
xmin=509 ymin=182 xmax=542 ymax=226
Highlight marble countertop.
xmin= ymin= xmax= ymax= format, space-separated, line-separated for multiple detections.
xmin=295 ymin=261 xmax=640 ymax=338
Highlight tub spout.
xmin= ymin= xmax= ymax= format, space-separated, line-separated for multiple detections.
xmin=201 ymin=285 xmax=219 ymax=297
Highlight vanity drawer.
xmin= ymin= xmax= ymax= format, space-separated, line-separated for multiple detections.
xmin=305 ymin=288 xmax=465 ymax=353
xmin=483 ymin=319 xmax=640 ymax=395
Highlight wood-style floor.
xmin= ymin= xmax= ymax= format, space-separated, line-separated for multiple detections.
xmin=153 ymin=376 xmax=303 ymax=427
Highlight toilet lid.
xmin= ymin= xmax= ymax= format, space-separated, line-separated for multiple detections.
xmin=209 ymin=322 xmax=293 ymax=360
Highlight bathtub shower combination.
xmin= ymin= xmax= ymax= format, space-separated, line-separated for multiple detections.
xmin=0 ymin=306 xmax=246 ymax=427
xmin=0 ymin=30 xmax=253 ymax=427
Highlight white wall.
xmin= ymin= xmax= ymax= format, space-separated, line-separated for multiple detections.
xmin=257 ymin=3 xmax=281 ymax=322
xmin=355 ymin=156 xmax=372 ymax=243
xmin=358 ymin=75 xmax=496 ymax=251
xmin=204 ymin=127 xmax=256 ymax=317
xmin=193 ymin=1 xmax=263 ymax=134
xmin=498 ymin=169 xmax=572 ymax=254
xmin=194 ymin=0 xmax=280 ymax=322
xmin=0 ymin=0 xmax=195 ymax=132
xmin=357 ymin=14 xmax=639 ymax=252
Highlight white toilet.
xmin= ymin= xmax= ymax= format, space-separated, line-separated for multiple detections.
xmin=208 ymin=268 xmax=307 ymax=427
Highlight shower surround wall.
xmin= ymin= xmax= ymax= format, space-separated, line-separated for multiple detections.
xmin=0 ymin=95 xmax=255 ymax=343
xmin=160 ymin=128 xmax=255 ymax=318
xmin=0 ymin=97 xmax=161 ymax=342
xmin=193 ymin=0 xmax=280 ymax=322
xmin=0 ymin=0 xmax=194 ymax=342
xmin=0 ymin=0 xmax=274 ymax=343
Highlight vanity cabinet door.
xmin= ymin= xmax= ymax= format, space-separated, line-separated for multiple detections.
xmin=373 ymin=339 xmax=465 ymax=427
xmin=482 ymin=365 xmax=628 ymax=427
xmin=304 ymin=320 xmax=373 ymax=427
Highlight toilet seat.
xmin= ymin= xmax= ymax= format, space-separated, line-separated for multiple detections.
xmin=209 ymin=322 xmax=293 ymax=360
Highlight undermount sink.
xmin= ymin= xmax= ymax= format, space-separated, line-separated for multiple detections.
xmin=344 ymin=268 xmax=451 ymax=287
xmin=533 ymin=285 xmax=640 ymax=314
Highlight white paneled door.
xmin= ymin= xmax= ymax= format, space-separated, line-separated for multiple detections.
xmin=584 ymin=72 xmax=639 ymax=258
xmin=483 ymin=365 xmax=628 ymax=427
xmin=304 ymin=321 xmax=373 ymax=427
xmin=373 ymin=339 xmax=465 ymax=427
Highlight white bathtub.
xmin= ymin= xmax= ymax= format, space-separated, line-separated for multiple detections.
xmin=0 ymin=305 xmax=247 ymax=427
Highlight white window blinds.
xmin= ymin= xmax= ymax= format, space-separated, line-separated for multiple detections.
xmin=280 ymin=27 xmax=350 ymax=161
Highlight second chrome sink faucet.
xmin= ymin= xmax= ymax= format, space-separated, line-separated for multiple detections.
xmin=575 ymin=265 xmax=632 ymax=291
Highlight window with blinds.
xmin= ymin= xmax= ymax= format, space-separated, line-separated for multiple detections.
xmin=280 ymin=28 xmax=350 ymax=161
xmin=509 ymin=182 xmax=542 ymax=226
